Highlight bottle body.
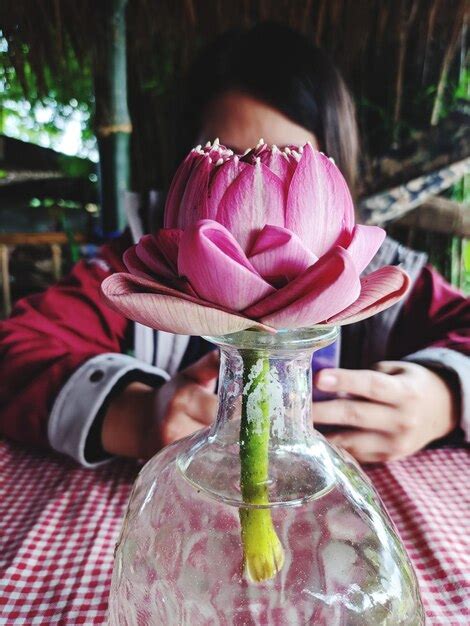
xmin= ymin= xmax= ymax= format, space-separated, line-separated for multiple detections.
xmin=109 ymin=328 xmax=424 ymax=625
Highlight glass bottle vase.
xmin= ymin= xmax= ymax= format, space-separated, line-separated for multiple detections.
xmin=108 ymin=327 xmax=424 ymax=625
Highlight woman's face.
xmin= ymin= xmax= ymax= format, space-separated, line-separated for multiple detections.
xmin=199 ymin=90 xmax=317 ymax=153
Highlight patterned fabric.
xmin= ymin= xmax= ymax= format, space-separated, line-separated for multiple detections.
xmin=0 ymin=440 xmax=468 ymax=625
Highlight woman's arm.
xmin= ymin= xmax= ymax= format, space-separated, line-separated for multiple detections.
xmin=0 ymin=236 xmax=166 ymax=463
xmin=314 ymin=265 xmax=469 ymax=462
xmin=101 ymin=351 xmax=219 ymax=459
xmin=389 ymin=264 xmax=469 ymax=358
xmin=392 ymin=264 xmax=470 ymax=440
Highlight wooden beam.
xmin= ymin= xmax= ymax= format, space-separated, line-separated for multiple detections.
xmin=361 ymin=156 xmax=470 ymax=224
xmin=0 ymin=232 xmax=85 ymax=245
xmin=397 ymin=197 xmax=470 ymax=238
xmin=361 ymin=113 xmax=470 ymax=196
xmin=0 ymin=176 xmax=96 ymax=202
xmin=0 ymin=245 xmax=11 ymax=317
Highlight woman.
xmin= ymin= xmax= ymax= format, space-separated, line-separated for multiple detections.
xmin=0 ymin=23 xmax=468 ymax=466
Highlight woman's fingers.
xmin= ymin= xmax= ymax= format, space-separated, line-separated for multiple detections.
xmin=315 ymin=366 xmax=401 ymax=405
xmin=314 ymin=399 xmax=395 ymax=432
xmin=158 ymin=411 xmax=211 ymax=449
xmin=182 ymin=350 xmax=220 ymax=390
xmin=181 ymin=383 xmax=218 ymax=424
xmin=327 ymin=430 xmax=395 ymax=464
xmin=158 ymin=382 xmax=218 ymax=449
xmin=155 ymin=352 xmax=219 ymax=424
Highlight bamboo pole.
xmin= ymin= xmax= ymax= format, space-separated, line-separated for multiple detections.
xmin=51 ymin=243 xmax=62 ymax=281
xmin=0 ymin=245 xmax=11 ymax=318
xmin=430 ymin=8 xmax=466 ymax=125
xmin=95 ymin=0 xmax=131 ymax=235
xmin=392 ymin=0 xmax=419 ymax=145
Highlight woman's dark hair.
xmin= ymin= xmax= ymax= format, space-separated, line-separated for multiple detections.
xmin=182 ymin=22 xmax=359 ymax=192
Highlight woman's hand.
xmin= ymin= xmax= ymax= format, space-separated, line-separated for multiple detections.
xmin=153 ymin=351 xmax=219 ymax=452
xmin=314 ymin=361 xmax=459 ymax=463
xmin=102 ymin=351 xmax=219 ymax=459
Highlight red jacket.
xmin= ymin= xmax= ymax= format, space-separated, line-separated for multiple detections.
xmin=0 ymin=236 xmax=469 ymax=455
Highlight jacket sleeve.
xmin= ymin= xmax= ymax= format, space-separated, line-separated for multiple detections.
xmin=389 ymin=264 xmax=470 ymax=440
xmin=0 ymin=237 xmax=169 ymax=466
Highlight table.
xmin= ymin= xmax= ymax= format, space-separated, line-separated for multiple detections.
xmin=0 ymin=440 xmax=468 ymax=625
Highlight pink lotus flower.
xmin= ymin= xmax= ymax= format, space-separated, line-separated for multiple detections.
xmin=102 ymin=141 xmax=409 ymax=336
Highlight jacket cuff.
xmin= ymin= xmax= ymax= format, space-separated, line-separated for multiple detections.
xmin=403 ymin=347 xmax=470 ymax=442
xmin=48 ymin=353 xmax=170 ymax=467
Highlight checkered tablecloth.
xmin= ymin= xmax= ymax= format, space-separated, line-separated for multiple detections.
xmin=0 ymin=440 xmax=468 ymax=625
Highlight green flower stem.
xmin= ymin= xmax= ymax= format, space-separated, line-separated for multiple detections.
xmin=239 ymin=352 xmax=284 ymax=583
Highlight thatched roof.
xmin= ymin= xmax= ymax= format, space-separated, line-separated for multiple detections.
xmin=1 ymin=0 xmax=468 ymax=191
xmin=0 ymin=136 xmax=95 ymax=201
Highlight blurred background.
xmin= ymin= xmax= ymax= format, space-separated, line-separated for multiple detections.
xmin=0 ymin=0 xmax=468 ymax=317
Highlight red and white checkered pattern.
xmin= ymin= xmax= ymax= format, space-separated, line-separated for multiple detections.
xmin=0 ymin=440 xmax=468 ymax=625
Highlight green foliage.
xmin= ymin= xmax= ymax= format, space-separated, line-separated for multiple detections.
xmin=0 ymin=33 xmax=96 ymax=160
xmin=358 ymin=97 xmax=415 ymax=147
xmin=433 ymin=66 xmax=470 ymax=123
xmin=453 ymin=67 xmax=470 ymax=102
xmin=56 ymin=154 xmax=94 ymax=178
xmin=450 ymin=176 xmax=470 ymax=294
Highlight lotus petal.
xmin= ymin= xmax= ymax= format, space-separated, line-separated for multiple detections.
xmin=252 ymin=142 xmax=270 ymax=158
xmin=153 ymin=229 xmax=182 ymax=271
xmin=261 ymin=147 xmax=296 ymax=190
xmin=135 ymin=235 xmax=176 ymax=280
xmin=206 ymin=157 xmax=246 ymax=220
xmin=125 ymin=248 xmax=197 ymax=296
xmin=123 ymin=247 xmax=156 ymax=281
xmin=101 ymin=273 xmax=272 ymax=336
xmin=286 ymin=143 xmax=354 ymax=255
xmin=346 ymin=225 xmax=385 ymax=274
xmin=178 ymin=155 xmax=213 ymax=230
xmin=248 ymin=225 xmax=317 ymax=285
xmin=104 ymin=271 xmax=211 ymax=304
xmin=203 ymin=138 xmax=233 ymax=161
xmin=244 ymin=247 xmax=360 ymax=328
xmin=216 ymin=160 xmax=285 ymax=251
xmin=164 ymin=149 xmax=200 ymax=229
xmin=178 ymin=220 xmax=275 ymax=310
xmin=327 ymin=266 xmax=410 ymax=325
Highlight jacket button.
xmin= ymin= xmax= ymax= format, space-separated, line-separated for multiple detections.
xmin=90 ymin=370 xmax=104 ymax=383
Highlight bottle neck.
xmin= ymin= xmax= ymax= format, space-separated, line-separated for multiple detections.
xmin=181 ymin=328 xmax=339 ymax=506
xmin=212 ymin=343 xmax=317 ymax=448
